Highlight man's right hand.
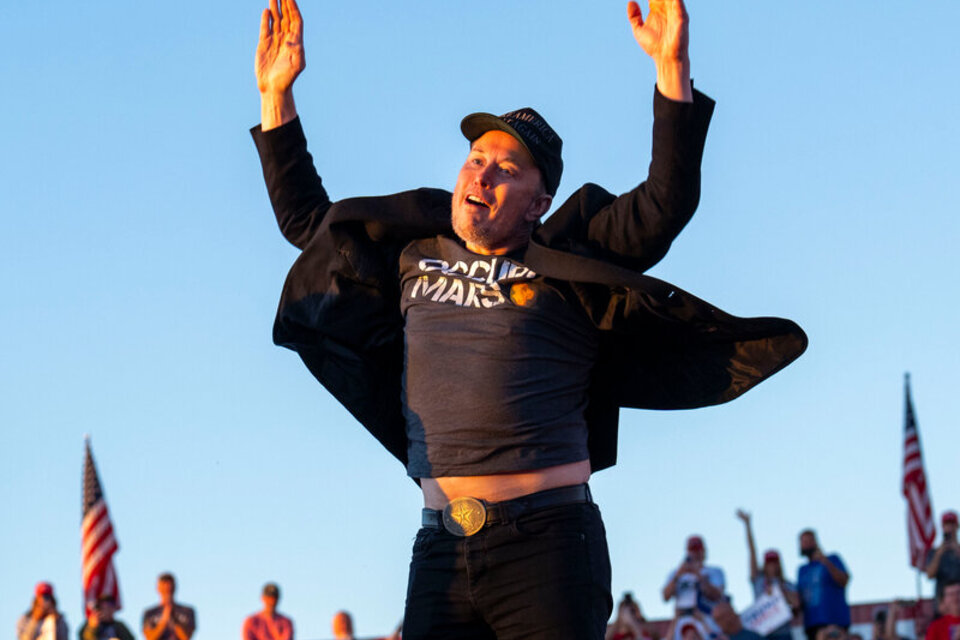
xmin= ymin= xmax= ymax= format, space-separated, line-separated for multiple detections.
xmin=256 ymin=0 xmax=304 ymax=130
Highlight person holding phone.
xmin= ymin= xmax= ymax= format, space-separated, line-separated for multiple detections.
xmin=16 ymin=582 xmax=68 ymax=640
xmin=79 ymin=595 xmax=135 ymax=640
xmin=662 ymin=536 xmax=726 ymax=636
xmin=797 ymin=529 xmax=850 ymax=640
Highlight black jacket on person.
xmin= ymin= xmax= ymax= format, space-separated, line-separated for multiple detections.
xmin=250 ymin=87 xmax=807 ymax=474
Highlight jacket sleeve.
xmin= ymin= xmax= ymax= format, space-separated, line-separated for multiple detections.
xmin=251 ymin=117 xmax=333 ymax=250
xmin=583 ymin=85 xmax=715 ymax=272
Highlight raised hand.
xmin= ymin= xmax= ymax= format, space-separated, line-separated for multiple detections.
xmin=256 ymin=0 xmax=305 ymax=96
xmin=626 ymin=0 xmax=692 ymax=101
xmin=736 ymin=509 xmax=752 ymax=524
xmin=627 ymin=0 xmax=688 ymax=65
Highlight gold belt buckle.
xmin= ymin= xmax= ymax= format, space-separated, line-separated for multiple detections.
xmin=442 ymin=496 xmax=486 ymax=536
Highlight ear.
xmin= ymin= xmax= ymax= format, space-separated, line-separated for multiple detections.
xmin=525 ymin=193 xmax=553 ymax=222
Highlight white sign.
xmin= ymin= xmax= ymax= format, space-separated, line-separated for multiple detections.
xmin=740 ymin=591 xmax=793 ymax=637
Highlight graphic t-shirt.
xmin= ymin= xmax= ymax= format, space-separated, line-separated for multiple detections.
xmin=400 ymin=236 xmax=598 ymax=478
xmin=664 ymin=566 xmax=726 ymax=615
xmin=797 ymin=555 xmax=850 ymax=627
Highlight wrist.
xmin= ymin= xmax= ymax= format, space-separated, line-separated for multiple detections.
xmin=260 ymin=89 xmax=297 ymax=131
xmin=655 ymin=58 xmax=692 ymax=102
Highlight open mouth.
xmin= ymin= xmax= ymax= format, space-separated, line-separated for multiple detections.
xmin=465 ymin=194 xmax=489 ymax=209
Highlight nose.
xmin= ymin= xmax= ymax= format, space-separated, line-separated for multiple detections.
xmin=476 ymin=163 xmax=497 ymax=189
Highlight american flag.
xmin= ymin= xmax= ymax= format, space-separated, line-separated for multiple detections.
xmin=902 ymin=373 xmax=935 ymax=569
xmin=82 ymin=438 xmax=121 ymax=614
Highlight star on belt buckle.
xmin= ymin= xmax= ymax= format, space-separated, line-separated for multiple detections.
xmin=442 ymin=496 xmax=486 ymax=536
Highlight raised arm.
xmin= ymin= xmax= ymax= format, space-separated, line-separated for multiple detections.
xmin=256 ymin=0 xmax=305 ymax=131
xmin=737 ymin=509 xmax=761 ymax=581
xmin=627 ymin=0 xmax=692 ymax=102
xmin=578 ymin=0 xmax=713 ymax=270
xmin=252 ymin=0 xmax=333 ymax=249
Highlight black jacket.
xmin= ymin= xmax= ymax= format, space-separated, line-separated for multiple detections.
xmin=251 ymin=88 xmax=807 ymax=473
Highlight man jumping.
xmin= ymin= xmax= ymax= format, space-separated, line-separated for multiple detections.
xmin=251 ymin=1 xmax=806 ymax=638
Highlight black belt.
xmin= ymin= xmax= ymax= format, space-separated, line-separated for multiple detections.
xmin=421 ymin=483 xmax=592 ymax=537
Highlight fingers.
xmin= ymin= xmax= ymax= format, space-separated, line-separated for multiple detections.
xmin=626 ymin=1 xmax=644 ymax=27
xmin=285 ymin=0 xmax=303 ymax=28
xmin=259 ymin=8 xmax=272 ymax=41
xmin=269 ymin=0 xmax=280 ymax=32
xmin=672 ymin=0 xmax=688 ymax=19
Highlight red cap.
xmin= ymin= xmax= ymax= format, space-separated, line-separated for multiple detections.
xmin=680 ymin=622 xmax=701 ymax=637
xmin=35 ymin=582 xmax=54 ymax=598
xmin=764 ymin=549 xmax=781 ymax=563
xmin=686 ymin=535 xmax=705 ymax=551
xmin=943 ymin=511 xmax=958 ymax=525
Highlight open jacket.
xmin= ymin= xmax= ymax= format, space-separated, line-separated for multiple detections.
xmin=251 ymin=88 xmax=807 ymax=474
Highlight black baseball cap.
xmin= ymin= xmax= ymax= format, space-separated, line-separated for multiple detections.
xmin=460 ymin=107 xmax=563 ymax=196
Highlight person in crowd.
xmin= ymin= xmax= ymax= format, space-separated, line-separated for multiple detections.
xmin=663 ymin=535 xmax=726 ymax=634
xmin=242 ymin=583 xmax=293 ymax=640
xmin=17 ymin=582 xmax=68 ymax=640
xmin=871 ymin=601 xmax=913 ymax=640
xmin=924 ymin=583 xmax=960 ymax=640
xmin=78 ymin=594 xmax=135 ymax=640
xmin=736 ymin=510 xmax=799 ymax=640
xmin=142 ymin=573 xmax=196 ymax=640
xmin=331 ymin=611 xmax=355 ymax=640
xmin=662 ymin=608 xmax=709 ymax=640
xmin=707 ymin=601 xmax=764 ymax=640
xmin=676 ymin=617 xmax=707 ymax=640
xmin=927 ymin=511 xmax=960 ymax=612
xmin=606 ymin=592 xmax=649 ymax=640
xmin=797 ymin=529 xmax=850 ymax=640
xmin=815 ymin=626 xmax=848 ymax=640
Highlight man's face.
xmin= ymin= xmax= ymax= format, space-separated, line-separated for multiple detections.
xmin=95 ymin=601 xmax=116 ymax=622
xmin=941 ymin=584 xmax=960 ymax=616
xmin=262 ymin=594 xmax=278 ymax=612
xmin=944 ymin=521 xmax=957 ymax=539
xmin=157 ymin=579 xmax=174 ymax=605
xmin=451 ymin=130 xmax=551 ymax=255
xmin=800 ymin=532 xmax=817 ymax=557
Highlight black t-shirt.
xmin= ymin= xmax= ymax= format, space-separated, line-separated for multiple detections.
xmin=399 ymin=236 xmax=598 ymax=478
xmin=928 ymin=545 xmax=960 ymax=600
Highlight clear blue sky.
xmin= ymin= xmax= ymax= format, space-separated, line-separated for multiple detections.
xmin=2 ymin=1 xmax=958 ymax=638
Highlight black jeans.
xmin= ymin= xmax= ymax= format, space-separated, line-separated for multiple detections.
xmin=402 ymin=501 xmax=613 ymax=640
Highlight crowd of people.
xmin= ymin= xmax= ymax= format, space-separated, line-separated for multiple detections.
xmin=16 ymin=509 xmax=960 ymax=640
xmin=15 ymin=573 xmax=399 ymax=640
xmin=605 ymin=509 xmax=960 ymax=640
